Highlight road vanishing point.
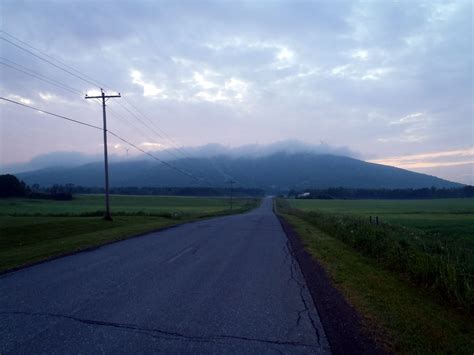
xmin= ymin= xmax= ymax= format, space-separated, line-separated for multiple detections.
xmin=0 ymin=198 xmax=331 ymax=354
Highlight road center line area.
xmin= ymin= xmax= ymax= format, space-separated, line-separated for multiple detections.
xmin=0 ymin=198 xmax=330 ymax=353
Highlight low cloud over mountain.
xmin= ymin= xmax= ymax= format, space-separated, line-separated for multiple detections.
xmin=17 ymin=151 xmax=461 ymax=191
xmin=3 ymin=140 xmax=357 ymax=174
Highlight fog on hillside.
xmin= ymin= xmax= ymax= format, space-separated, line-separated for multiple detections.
xmin=2 ymin=140 xmax=356 ymax=173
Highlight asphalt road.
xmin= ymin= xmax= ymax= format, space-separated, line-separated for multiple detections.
xmin=0 ymin=197 xmax=330 ymax=354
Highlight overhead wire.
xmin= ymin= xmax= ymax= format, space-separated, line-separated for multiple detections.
xmin=0 ymin=30 xmax=109 ymax=89
xmin=0 ymin=96 xmax=102 ymax=130
xmin=120 ymin=96 xmax=242 ymax=186
xmin=0 ymin=51 xmax=202 ymax=180
xmin=106 ymin=105 xmax=188 ymax=163
xmin=1 ymin=31 xmax=244 ymax=188
xmin=1 ymin=33 xmax=200 ymax=168
xmin=0 ymin=58 xmax=83 ymax=95
xmin=1 ymin=32 xmax=190 ymax=159
xmin=2 ymin=32 xmax=183 ymax=149
xmin=0 ymin=56 xmax=175 ymax=159
xmin=1 ymin=31 xmax=226 ymax=181
xmin=107 ymin=132 xmax=201 ymax=182
xmin=108 ymin=100 xmax=216 ymax=180
xmin=0 ymin=96 xmax=202 ymax=182
xmin=0 ymin=57 xmax=207 ymax=184
xmin=1 ymin=36 xmax=101 ymax=88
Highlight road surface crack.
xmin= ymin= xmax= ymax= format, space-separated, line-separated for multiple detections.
xmin=285 ymin=240 xmax=321 ymax=345
xmin=0 ymin=311 xmax=319 ymax=349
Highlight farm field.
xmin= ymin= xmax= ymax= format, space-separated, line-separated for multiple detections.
xmin=277 ymin=198 xmax=474 ymax=353
xmin=279 ymin=211 xmax=474 ymax=353
xmin=0 ymin=194 xmax=260 ymax=272
xmin=0 ymin=194 xmax=253 ymax=216
xmin=289 ymin=198 xmax=474 ymax=249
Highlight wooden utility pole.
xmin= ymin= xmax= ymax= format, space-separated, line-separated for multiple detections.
xmin=229 ymin=180 xmax=235 ymax=211
xmin=85 ymin=89 xmax=121 ymax=221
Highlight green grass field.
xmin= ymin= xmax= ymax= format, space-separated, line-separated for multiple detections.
xmin=278 ymin=198 xmax=474 ymax=352
xmin=0 ymin=194 xmax=260 ymax=272
xmin=0 ymin=194 xmax=253 ymax=216
xmin=289 ymin=198 xmax=474 ymax=249
xmin=279 ymin=212 xmax=473 ymax=353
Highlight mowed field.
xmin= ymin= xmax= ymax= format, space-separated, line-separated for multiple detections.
xmin=289 ymin=198 xmax=474 ymax=249
xmin=0 ymin=194 xmax=260 ymax=272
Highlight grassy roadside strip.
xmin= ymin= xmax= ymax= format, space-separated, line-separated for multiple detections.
xmin=284 ymin=201 xmax=473 ymax=310
xmin=276 ymin=202 xmax=473 ymax=353
xmin=0 ymin=200 xmax=260 ymax=273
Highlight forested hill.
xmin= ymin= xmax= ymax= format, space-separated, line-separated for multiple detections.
xmin=17 ymin=152 xmax=462 ymax=190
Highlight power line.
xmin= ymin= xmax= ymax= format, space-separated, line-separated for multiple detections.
xmin=0 ymin=56 xmax=178 ymax=160
xmin=1 ymin=32 xmax=241 ymax=187
xmin=0 ymin=56 xmax=199 ymax=178
xmin=1 ymin=32 xmax=200 ymax=168
xmin=0 ymin=96 xmax=201 ymax=182
xmin=114 ymin=101 xmax=171 ymax=143
xmin=113 ymin=100 xmax=199 ymax=164
xmin=108 ymin=131 xmax=200 ymax=182
xmin=0 ymin=96 xmax=102 ymax=130
xmin=122 ymin=97 xmax=184 ymax=147
xmin=120 ymin=97 xmax=239 ymax=185
xmin=0 ymin=55 xmax=190 ymax=167
xmin=115 ymin=99 xmax=213 ymax=177
xmin=107 ymin=105 xmax=187 ymax=162
xmin=106 ymin=105 xmax=211 ymax=184
xmin=113 ymin=98 xmax=224 ymax=185
xmin=0 ymin=30 xmax=109 ymax=89
xmin=0 ymin=58 xmax=83 ymax=95
xmin=121 ymin=97 xmax=208 ymax=162
xmin=111 ymin=104 xmax=202 ymax=165
xmin=1 ymin=36 xmax=101 ymax=88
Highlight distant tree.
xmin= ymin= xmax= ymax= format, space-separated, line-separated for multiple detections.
xmin=0 ymin=174 xmax=26 ymax=197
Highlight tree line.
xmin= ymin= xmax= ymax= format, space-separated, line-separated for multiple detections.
xmin=0 ymin=174 xmax=265 ymax=198
xmin=289 ymin=186 xmax=474 ymax=199
xmin=4 ymin=173 xmax=471 ymax=200
xmin=0 ymin=174 xmax=72 ymax=200
xmin=68 ymin=185 xmax=265 ymax=197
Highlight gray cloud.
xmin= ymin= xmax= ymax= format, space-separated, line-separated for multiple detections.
xmin=1 ymin=139 xmax=358 ymax=174
xmin=1 ymin=0 xmax=472 ymax=184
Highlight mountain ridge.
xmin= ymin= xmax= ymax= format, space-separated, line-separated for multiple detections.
xmin=1 ymin=140 xmax=357 ymax=174
xmin=17 ymin=152 xmax=462 ymax=191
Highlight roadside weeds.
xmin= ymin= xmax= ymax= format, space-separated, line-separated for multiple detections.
xmin=275 ymin=202 xmax=474 ymax=353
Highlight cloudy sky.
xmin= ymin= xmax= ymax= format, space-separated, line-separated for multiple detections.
xmin=0 ymin=0 xmax=472 ymax=184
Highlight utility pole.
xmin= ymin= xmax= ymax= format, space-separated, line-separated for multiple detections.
xmin=229 ymin=180 xmax=235 ymax=211
xmin=85 ymin=89 xmax=121 ymax=221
